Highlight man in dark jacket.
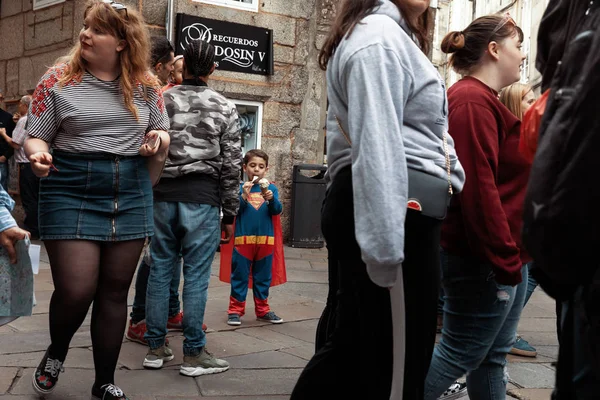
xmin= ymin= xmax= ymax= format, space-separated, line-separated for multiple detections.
xmin=528 ymin=1 xmax=600 ymax=398
xmin=0 ymin=90 xmax=15 ymax=191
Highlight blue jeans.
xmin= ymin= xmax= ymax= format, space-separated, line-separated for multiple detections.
xmin=145 ymin=202 xmax=220 ymax=356
xmin=425 ymin=251 xmax=527 ymax=400
xmin=523 ymin=263 xmax=538 ymax=307
xmin=130 ymin=252 xmax=181 ymax=324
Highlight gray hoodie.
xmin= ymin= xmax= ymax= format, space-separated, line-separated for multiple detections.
xmin=326 ymin=0 xmax=466 ymax=287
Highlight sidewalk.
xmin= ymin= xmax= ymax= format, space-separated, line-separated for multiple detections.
xmin=0 ymin=243 xmax=557 ymax=399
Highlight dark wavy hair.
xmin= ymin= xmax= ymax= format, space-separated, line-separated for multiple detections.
xmin=318 ymin=0 xmax=432 ymax=70
xmin=150 ymin=36 xmax=174 ymax=68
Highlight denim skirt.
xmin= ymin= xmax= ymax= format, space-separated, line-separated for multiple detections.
xmin=39 ymin=151 xmax=154 ymax=241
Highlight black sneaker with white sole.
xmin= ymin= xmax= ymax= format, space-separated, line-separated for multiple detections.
xmin=257 ymin=311 xmax=283 ymax=324
xmin=32 ymin=347 xmax=64 ymax=396
xmin=438 ymin=381 xmax=467 ymax=400
xmin=91 ymin=383 xmax=129 ymax=400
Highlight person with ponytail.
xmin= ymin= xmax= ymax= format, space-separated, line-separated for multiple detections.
xmin=26 ymin=1 xmax=170 ymax=398
xmin=143 ymin=39 xmax=242 ymax=377
xmin=291 ymin=1 xmax=465 ymax=399
xmin=424 ymin=14 xmax=531 ymax=400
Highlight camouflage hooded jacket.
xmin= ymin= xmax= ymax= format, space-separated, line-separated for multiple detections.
xmin=162 ymin=81 xmax=242 ymax=218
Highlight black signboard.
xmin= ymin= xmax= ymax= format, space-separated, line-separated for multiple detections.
xmin=175 ymin=14 xmax=274 ymax=76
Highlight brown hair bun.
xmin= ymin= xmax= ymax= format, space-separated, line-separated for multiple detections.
xmin=441 ymin=31 xmax=466 ymax=54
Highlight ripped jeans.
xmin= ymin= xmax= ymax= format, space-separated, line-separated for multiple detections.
xmin=424 ymin=251 xmax=527 ymax=400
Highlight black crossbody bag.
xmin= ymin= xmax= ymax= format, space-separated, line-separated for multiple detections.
xmin=335 ymin=116 xmax=453 ymax=220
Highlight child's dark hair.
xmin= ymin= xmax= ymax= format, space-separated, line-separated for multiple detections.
xmin=150 ymin=36 xmax=174 ymax=68
xmin=243 ymin=149 xmax=269 ymax=166
xmin=441 ymin=14 xmax=524 ymax=75
xmin=183 ymin=39 xmax=215 ymax=83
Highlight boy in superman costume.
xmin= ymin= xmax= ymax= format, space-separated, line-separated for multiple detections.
xmin=219 ymin=149 xmax=286 ymax=326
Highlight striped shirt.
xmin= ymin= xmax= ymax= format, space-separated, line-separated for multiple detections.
xmin=27 ymin=64 xmax=169 ymax=155
xmin=12 ymin=116 xmax=29 ymax=164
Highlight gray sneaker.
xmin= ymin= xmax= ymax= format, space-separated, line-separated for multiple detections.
xmin=180 ymin=348 xmax=229 ymax=377
xmin=257 ymin=311 xmax=283 ymax=324
xmin=143 ymin=345 xmax=174 ymax=369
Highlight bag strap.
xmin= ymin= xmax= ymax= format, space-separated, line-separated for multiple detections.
xmin=334 ymin=115 xmax=453 ymax=196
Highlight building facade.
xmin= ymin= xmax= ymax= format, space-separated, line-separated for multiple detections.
xmin=0 ymin=0 xmax=551 ymax=234
xmin=0 ymin=0 xmax=340 ymax=237
xmin=432 ymin=0 xmax=550 ymax=90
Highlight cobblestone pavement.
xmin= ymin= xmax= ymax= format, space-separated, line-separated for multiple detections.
xmin=0 ymin=243 xmax=557 ymax=399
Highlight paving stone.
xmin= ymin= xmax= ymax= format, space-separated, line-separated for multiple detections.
xmin=270 ymin=282 xmax=327 ymax=305
xmin=226 ymin=350 xmax=307 ymax=369
xmin=0 ymin=348 xmax=95 ymax=369
xmin=264 ymin=319 xmax=318 ymax=344
xmin=197 ymin=368 xmax=303 ymax=396
xmin=0 ymin=330 xmax=93 ymax=356
xmin=205 ymin=331 xmax=281 ymax=359
xmin=30 ymin=290 xmax=52 ymax=315
xmin=11 ymin=368 xmax=201 ymax=397
xmin=298 ymin=253 xmax=327 ymax=262
xmin=280 ymin=344 xmax=315 ymax=361
xmin=285 ymin=259 xmax=313 ymax=271
xmin=522 ymin=332 xmax=559 ymax=347
xmin=506 ymin=354 xmax=555 ymax=364
xmin=0 ymin=368 xmax=18 ymax=395
xmin=158 ymin=397 xmax=289 ymax=400
xmin=507 ymin=363 xmax=556 ymax=389
xmin=517 ymin=318 xmax=559 ymax=333
xmin=520 ymin=304 xmax=556 ymax=319
xmin=310 ymin=260 xmax=328 ymax=270
xmin=236 ymin=327 xmax=310 ymax=349
xmin=286 ymin=269 xmax=328 ymax=284
xmin=114 ymin=341 xmax=148 ymax=370
xmin=268 ymin=303 xmax=323 ymax=322
xmin=0 ymin=325 xmax=15 ymax=335
xmin=508 ymin=388 xmax=553 ymax=400
xmin=535 ymin=346 xmax=559 ymax=360
xmin=7 ymin=314 xmax=51 ymax=333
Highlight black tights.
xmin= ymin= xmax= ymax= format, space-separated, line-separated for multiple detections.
xmin=46 ymin=239 xmax=145 ymax=387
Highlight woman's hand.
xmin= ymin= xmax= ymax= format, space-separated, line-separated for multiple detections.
xmin=29 ymin=152 xmax=53 ymax=178
xmin=0 ymin=226 xmax=29 ymax=264
xmin=140 ymin=130 xmax=168 ymax=157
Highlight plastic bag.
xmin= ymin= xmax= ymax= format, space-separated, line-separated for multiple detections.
xmin=520 ymin=89 xmax=550 ymax=162
xmin=0 ymin=238 xmax=34 ymax=317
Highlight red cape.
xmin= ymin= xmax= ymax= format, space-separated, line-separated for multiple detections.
xmin=219 ymin=214 xmax=287 ymax=287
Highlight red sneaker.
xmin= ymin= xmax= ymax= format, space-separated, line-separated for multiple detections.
xmin=164 ymin=312 xmax=208 ymax=332
xmin=126 ymin=320 xmax=170 ymax=346
xmin=167 ymin=312 xmax=183 ymax=331
xmin=126 ymin=320 xmax=147 ymax=345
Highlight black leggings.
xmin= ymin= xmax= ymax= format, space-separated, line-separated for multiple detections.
xmin=292 ymin=166 xmax=441 ymax=400
xmin=46 ymin=239 xmax=145 ymax=387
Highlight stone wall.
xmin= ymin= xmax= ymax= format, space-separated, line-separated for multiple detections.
xmin=0 ymin=0 xmax=328 ymax=239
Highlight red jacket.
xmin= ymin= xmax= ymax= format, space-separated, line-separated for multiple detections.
xmin=442 ymin=77 xmax=531 ymax=285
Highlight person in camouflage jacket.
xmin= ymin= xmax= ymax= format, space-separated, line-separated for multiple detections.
xmin=144 ymin=39 xmax=242 ymax=377
xmin=161 ymin=85 xmax=242 ymax=219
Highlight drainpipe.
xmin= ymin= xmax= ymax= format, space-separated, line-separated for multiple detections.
xmin=166 ymin=0 xmax=175 ymax=43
